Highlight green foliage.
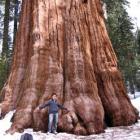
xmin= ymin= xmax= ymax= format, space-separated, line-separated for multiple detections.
xmin=134 ymin=29 xmax=140 ymax=90
xmin=104 ymin=0 xmax=140 ymax=92
xmin=0 ymin=0 xmax=20 ymax=98
xmin=0 ymin=0 xmax=20 ymax=89
xmin=136 ymin=29 xmax=140 ymax=54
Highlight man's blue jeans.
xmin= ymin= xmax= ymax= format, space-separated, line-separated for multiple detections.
xmin=48 ymin=113 xmax=58 ymax=132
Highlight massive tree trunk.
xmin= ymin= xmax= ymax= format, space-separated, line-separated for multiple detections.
xmin=1 ymin=0 xmax=138 ymax=135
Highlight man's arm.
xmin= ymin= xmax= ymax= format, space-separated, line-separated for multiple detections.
xmin=57 ymin=103 xmax=68 ymax=110
xmin=39 ymin=101 xmax=50 ymax=109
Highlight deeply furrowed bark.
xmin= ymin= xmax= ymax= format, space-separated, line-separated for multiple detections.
xmin=1 ymin=0 xmax=138 ymax=135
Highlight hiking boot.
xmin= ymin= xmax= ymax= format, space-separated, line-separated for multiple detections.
xmin=47 ymin=132 xmax=51 ymax=135
xmin=53 ymin=131 xmax=58 ymax=134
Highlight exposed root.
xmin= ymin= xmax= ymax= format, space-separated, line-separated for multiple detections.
xmin=58 ymin=96 xmax=104 ymax=135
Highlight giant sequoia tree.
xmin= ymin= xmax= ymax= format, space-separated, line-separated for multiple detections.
xmin=1 ymin=0 xmax=138 ymax=135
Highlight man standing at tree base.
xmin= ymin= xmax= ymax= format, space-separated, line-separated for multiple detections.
xmin=38 ymin=94 xmax=69 ymax=134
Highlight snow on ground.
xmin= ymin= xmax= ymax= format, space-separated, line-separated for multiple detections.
xmin=131 ymin=98 xmax=140 ymax=114
xmin=0 ymin=96 xmax=140 ymax=140
xmin=128 ymin=92 xmax=140 ymax=99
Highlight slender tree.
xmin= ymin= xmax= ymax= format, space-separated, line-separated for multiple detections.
xmin=136 ymin=29 xmax=140 ymax=54
xmin=13 ymin=0 xmax=19 ymax=43
xmin=0 ymin=0 xmax=10 ymax=95
xmin=0 ymin=0 xmax=5 ymax=43
xmin=2 ymin=0 xmax=10 ymax=58
xmin=1 ymin=0 xmax=138 ymax=135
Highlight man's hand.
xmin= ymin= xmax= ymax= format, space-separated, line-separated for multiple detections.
xmin=63 ymin=108 xmax=70 ymax=114
xmin=66 ymin=109 xmax=70 ymax=112
xmin=36 ymin=107 xmax=40 ymax=111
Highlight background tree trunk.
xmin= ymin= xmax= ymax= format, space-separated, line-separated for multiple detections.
xmin=0 ymin=0 xmax=11 ymax=100
xmin=13 ymin=0 xmax=19 ymax=43
xmin=1 ymin=0 xmax=138 ymax=135
xmin=1 ymin=0 xmax=10 ymax=79
xmin=2 ymin=0 xmax=10 ymax=58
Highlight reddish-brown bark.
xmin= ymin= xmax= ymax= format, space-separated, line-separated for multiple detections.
xmin=1 ymin=0 xmax=138 ymax=135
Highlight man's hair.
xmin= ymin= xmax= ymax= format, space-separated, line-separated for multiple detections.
xmin=52 ymin=93 xmax=57 ymax=96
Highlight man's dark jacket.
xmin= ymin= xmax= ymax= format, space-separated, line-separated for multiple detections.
xmin=39 ymin=99 xmax=67 ymax=114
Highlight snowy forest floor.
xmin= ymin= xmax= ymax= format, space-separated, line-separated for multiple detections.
xmin=0 ymin=94 xmax=140 ymax=140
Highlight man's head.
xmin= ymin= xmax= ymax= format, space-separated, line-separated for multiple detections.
xmin=52 ymin=93 xmax=57 ymax=100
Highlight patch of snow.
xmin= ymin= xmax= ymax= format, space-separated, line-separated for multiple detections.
xmin=0 ymin=97 xmax=140 ymax=140
xmin=128 ymin=92 xmax=140 ymax=100
xmin=131 ymin=97 xmax=140 ymax=113
xmin=127 ymin=0 xmax=140 ymax=29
